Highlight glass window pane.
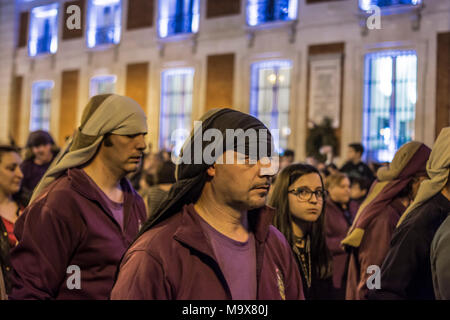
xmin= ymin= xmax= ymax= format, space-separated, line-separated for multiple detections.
xmin=359 ymin=0 xmax=422 ymax=11
xmin=247 ymin=0 xmax=298 ymax=26
xmin=30 ymin=81 xmax=54 ymax=131
xmin=29 ymin=4 xmax=58 ymax=56
xmin=90 ymin=75 xmax=116 ymax=96
xmin=250 ymin=60 xmax=292 ymax=152
xmin=87 ymin=0 xmax=122 ymax=48
xmin=158 ymin=0 xmax=200 ymax=38
xmin=160 ymin=68 xmax=194 ymax=155
xmin=363 ymin=50 xmax=417 ymax=162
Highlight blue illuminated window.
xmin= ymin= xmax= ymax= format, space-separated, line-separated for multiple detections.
xmin=28 ymin=4 xmax=58 ymax=56
xmin=30 ymin=81 xmax=54 ymax=131
xmin=87 ymin=0 xmax=122 ymax=48
xmin=160 ymin=68 xmax=194 ymax=154
xmin=247 ymin=0 xmax=298 ymax=26
xmin=90 ymin=75 xmax=116 ymax=96
xmin=250 ymin=60 xmax=292 ymax=152
xmin=363 ymin=50 xmax=417 ymax=162
xmin=158 ymin=0 xmax=200 ymax=38
xmin=359 ymin=0 xmax=422 ymax=11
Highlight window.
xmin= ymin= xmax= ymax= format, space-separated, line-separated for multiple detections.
xmin=29 ymin=4 xmax=58 ymax=56
xmin=160 ymin=68 xmax=194 ymax=154
xmin=30 ymin=81 xmax=54 ymax=131
xmin=359 ymin=0 xmax=422 ymax=11
xmin=250 ymin=60 xmax=292 ymax=152
xmin=158 ymin=0 xmax=200 ymax=38
xmin=87 ymin=0 xmax=121 ymax=48
xmin=247 ymin=0 xmax=298 ymax=26
xmin=362 ymin=50 xmax=417 ymax=162
xmin=90 ymin=75 xmax=116 ymax=96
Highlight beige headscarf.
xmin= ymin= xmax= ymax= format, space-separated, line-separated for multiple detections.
xmin=397 ymin=127 xmax=450 ymax=227
xmin=30 ymin=94 xmax=148 ymax=203
xmin=342 ymin=141 xmax=430 ymax=248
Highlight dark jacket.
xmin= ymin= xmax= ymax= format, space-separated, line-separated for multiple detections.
xmin=111 ymin=204 xmax=305 ymax=300
xmin=368 ymin=193 xmax=450 ymax=300
xmin=340 ymin=161 xmax=374 ymax=183
xmin=431 ymin=214 xmax=450 ymax=299
xmin=9 ymin=168 xmax=147 ymax=300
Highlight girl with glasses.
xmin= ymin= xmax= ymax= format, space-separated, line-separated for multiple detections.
xmin=270 ymin=163 xmax=333 ymax=299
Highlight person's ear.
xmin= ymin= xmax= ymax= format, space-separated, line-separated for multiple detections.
xmin=206 ymin=165 xmax=216 ymax=177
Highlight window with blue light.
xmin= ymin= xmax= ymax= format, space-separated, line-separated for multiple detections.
xmin=362 ymin=50 xmax=417 ymax=163
xmin=30 ymin=81 xmax=54 ymax=131
xmin=247 ymin=0 xmax=298 ymax=26
xmin=359 ymin=0 xmax=422 ymax=11
xmin=90 ymin=75 xmax=116 ymax=96
xmin=87 ymin=0 xmax=121 ymax=48
xmin=28 ymin=4 xmax=58 ymax=56
xmin=158 ymin=0 xmax=200 ymax=38
xmin=160 ymin=68 xmax=194 ymax=154
xmin=250 ymin=60 xmax=292 ymax=153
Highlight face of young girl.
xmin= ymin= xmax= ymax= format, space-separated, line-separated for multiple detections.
xmin=288 ymin=173 xmax=324 ymax=223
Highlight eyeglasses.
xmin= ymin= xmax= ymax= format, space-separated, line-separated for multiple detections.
xmin=288 ymin=187 xmax=328 ymax=202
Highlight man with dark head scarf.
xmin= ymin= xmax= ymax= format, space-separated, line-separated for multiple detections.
xmin=111 ymin=108 xmax=304 ymax=300
xmin=9 ymin=94 xmax=148 ymax=300
xmin=20 ymin=130 xmax=59 ymax=205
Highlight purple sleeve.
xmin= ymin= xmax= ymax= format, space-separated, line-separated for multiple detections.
xmin=9 ymin=203 xmax=80 ymax=300
xmin=111 ymin=249 xmax=171 ymax=300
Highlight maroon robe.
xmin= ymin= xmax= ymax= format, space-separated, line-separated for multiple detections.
xmin=324 ymin=199 xmax=359 ymax=291
xmin=111 ymin=204 xmax=305 ymax=300
xmin=9 ymin=168 xmax=147 ymax=300
xmin=346 ymin=198 xmax=405 ymax=299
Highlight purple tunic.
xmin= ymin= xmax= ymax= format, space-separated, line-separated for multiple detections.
xmin=9 ymin=168 xmax=146 ymax=300
xmin=198 ymin=215 xmax=257 ymax=300
xmin=20 ymin=158 xmax=52 ymax=193
xmin=111 ymin=204 xmax=305 ymax=300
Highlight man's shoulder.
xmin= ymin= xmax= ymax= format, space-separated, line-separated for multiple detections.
xmin=129 ymin=213 xmax=183 ymax=254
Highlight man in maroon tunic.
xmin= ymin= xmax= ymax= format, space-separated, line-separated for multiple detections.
xmin=9 ymin=94 xmax=148 ymax=299
xmin=111 ymin=108 xmax=305 ymax=300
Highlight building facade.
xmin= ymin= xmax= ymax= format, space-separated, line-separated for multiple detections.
xmin=0 ymin=0 xmax=449 ymax=163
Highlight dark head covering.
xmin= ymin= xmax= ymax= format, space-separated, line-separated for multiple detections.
xmin=26 ymin=130 xmax=55 ymax=148
xmin=138 ymin=108 xmax=275 ymax=235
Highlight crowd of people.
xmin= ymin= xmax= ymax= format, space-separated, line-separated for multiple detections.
xmin=0 ymin=93 xmax=449 ymax=300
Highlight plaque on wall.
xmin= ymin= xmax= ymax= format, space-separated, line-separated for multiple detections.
xmin=308 ymin=54 xmax=342 ymax=128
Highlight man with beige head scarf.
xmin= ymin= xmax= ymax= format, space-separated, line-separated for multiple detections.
xmin=9 ymin=94 xmax=148 ymax=299
xmin=368 ymin=127 xmax=450 ymax=300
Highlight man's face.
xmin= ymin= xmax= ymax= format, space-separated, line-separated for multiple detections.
xmin=32 ymin=143 xmax=53 ymax=164
xmin=100 ymin=133 xmax=147 ymax=175
xmin=347 ymin=148 xmax=360 ymax=163
xmin=208 ymin=151 xmax=276 ymax=211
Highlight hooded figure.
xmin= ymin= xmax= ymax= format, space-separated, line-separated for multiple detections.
xmin=368 ymin=128 xmax=450 ymax=300
xmin=342 ymin=141 xmax=431 ymax=300
xmin=9 ymin=94 xmax=148 ymax=300
xmin=19 ymin=130 xmax=58 ymax=206
xmin=111 ymin=108 xmax=305 ymax=300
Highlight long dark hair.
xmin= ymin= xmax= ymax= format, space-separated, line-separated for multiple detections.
xmin=269 ymin=163 xmax=332 ymax=280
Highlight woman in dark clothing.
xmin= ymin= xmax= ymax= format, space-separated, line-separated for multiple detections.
xmin=270 ymin=163 xmax=333 ymax=299
xmin=0 ymin=145 xmax=24 ymax=299
xmin=324 ymin=172 xmax=359 ymax=299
